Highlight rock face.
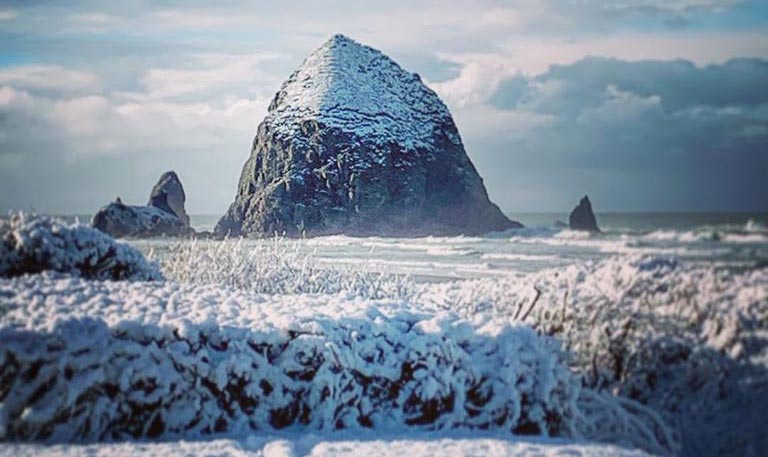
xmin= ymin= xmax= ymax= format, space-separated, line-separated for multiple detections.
xmin=92 ymin=171 xmax=191 ymax=238
xmin=569 ymin=196 xmax=600 ymax=232
xmin=148 ymin=171 xmax=190 ymax=226
xmin=216 ymin=34 xmax=520 ymax=237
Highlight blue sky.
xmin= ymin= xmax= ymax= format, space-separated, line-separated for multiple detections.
xmin=0 ymin=0 xmax=767 ymax=213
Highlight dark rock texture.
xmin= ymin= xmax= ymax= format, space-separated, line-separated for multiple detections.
xmin=92 ymin=171 xmax=191 ymax=238
xmin=569 ymin=196 xmax=600 ymax=232
xmin=216 ymin=35 xmax=520 ymax=237
xmin=148 ymin=171 xmax=190 ymax=226
xmin=92 ymin=201 xmax=189 ymax=238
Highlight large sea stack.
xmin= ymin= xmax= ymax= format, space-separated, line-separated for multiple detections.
xmin=216 ymin=34 xmax=521 ymax=237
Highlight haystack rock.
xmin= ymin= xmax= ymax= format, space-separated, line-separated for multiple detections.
xmin=216 ymin=34 xmax=521 ymax=237
xmin=569 ymin=195 xmax=600 ymax=232
xmin=92 ymin=171 xmax=191 ymax=238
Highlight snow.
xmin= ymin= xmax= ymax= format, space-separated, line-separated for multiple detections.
xmin=419 ymin=254 xmax=768 ymax=457
xmin=0 ymin=273 xmax=580 ymax=443
xmin=0 ymin=431 xmax=651 ymax=456
xmin=267 ymin=34 xmax=458 ymax=150
xmin=0 ymin=213 xmax=162 ymax=281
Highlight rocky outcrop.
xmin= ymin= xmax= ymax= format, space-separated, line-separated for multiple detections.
xmin=216 ymin=34 xmax=520 ymax=237
xmin=148 ymin=171 xmax=189 ymax=226
xmin=92 ymin=201 xmax=189 ymax=238
xmin=569 ymin=196 xmax=600 ymax=232
xmin=92 ymin=171 xmax=192 ymax=238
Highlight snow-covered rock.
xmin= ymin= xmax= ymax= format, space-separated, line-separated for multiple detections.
xmin=0 ymin=274 xmax=578 ymax=442
xmin=148 ymin=171 xmax=190 ymax=226
xmin=0 ymin=213 xmax=162 ymax=281
xmin=216 ymin=34 xmax=520 ymax=237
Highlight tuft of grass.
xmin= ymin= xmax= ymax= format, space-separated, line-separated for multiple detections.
xmin=154 ymin=236 xmax=415 ymax=300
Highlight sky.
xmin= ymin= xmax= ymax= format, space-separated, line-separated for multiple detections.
xmin=0 ymin=0 xmax=767 ymax=215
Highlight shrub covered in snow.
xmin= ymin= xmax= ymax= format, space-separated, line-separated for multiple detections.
xmin=421 ymin=255 xmax=768 ymax=456
xmin=157 ymin=237 xmax=414 ymax=299
xmin=0 ymin=213 xmax=162 ymax=281
xmin=0 ymin=274 xmax=578 ymax=442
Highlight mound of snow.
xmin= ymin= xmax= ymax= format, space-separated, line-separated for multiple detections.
xmin=0 ymin=214 xmax=162 ymax=281
xmin=0 ymin=274 xmax=579 ymax=442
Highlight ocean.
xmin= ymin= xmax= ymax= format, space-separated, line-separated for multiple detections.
xmin=105 ymin=211 xmax=768 ymax=281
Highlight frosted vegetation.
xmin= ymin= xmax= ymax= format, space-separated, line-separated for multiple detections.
xmin=1 ymin=215 xmax=766 ymax=456
xmin=0 ymin=213 xmax=162 ymax=281
xmin=156 ymin=238 xmax=414 ymax=299
xmin=0 ymin=274 xmax=580 ymax=442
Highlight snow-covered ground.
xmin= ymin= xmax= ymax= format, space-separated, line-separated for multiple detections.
xmin=1 ymin=214 xmax=767 ymax=456
xmin=0 ymin=431 xmax=651 ymax=456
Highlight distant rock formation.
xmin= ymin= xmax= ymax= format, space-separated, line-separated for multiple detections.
xmin=569 ymin=196 xmax=600 ymax=232
xmin=216 ymin=34 xmax=521 ymax=237
xmin=148 ymin=171 xmax=190 ymax=226
xmin=92 ymin=171 xmax=192 ymax=238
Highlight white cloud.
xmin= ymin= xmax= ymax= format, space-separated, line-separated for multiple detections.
xmin=429 ymin=59 xmax=516 ymax=108
xmin=0 ymin=66 xmax=102 ymax=93
xmin=500 ymin=32 xmax=768 ymax=76
xmin=138 ymin=53 xmax=286 ymax=100
xmin=425 ymin=30 xmax=768 ymax=113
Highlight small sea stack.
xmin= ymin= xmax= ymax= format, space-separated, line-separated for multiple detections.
xmin=148 ymin=171 xmax=190 ymax=226
xmin=569 ymin=195 xmax=601 ymax=232
xmin=92 ymin=171 xmax=192 ymax=238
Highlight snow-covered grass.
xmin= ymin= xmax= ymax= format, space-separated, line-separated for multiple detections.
xmin=0 ymin=273 xmax=578 ymax=443
xmin=421 ymin=255 xmax=768 ymax=456
xmin=0 ymin=213 xmax=162 ymax=282
xmin=156 ymin=237 xmax=414 ymax=300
